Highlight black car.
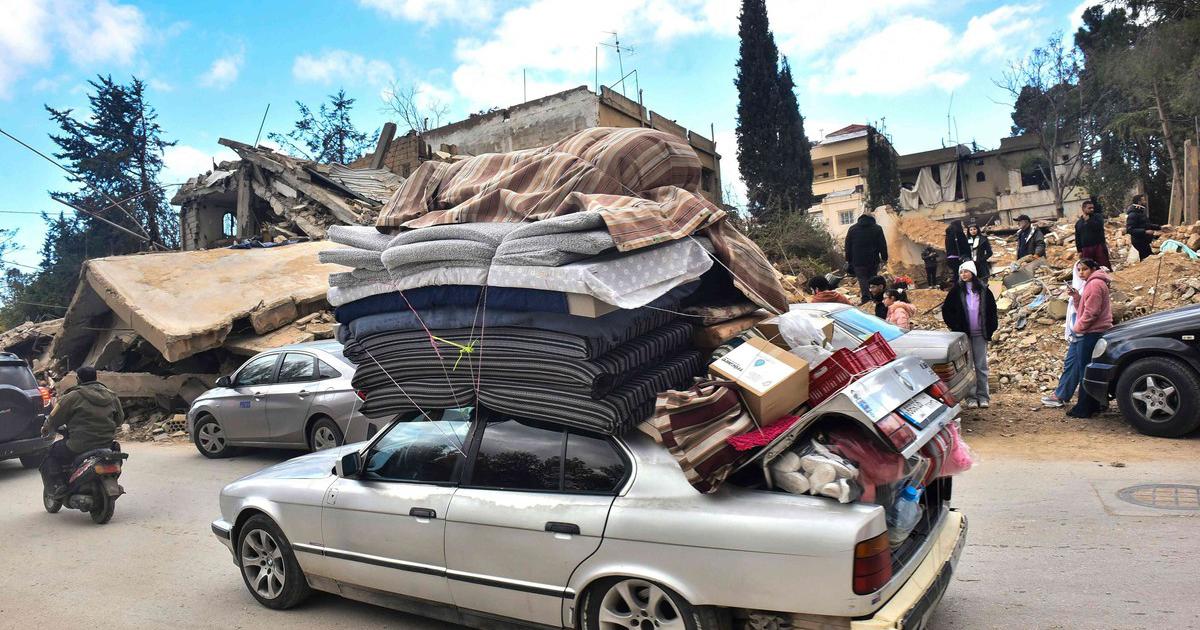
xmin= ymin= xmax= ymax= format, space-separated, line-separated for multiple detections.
xmin=0 ymin=352 xmax=52 ymax=467
xmin=1083 ymin=304 xmax=1200 ymax=437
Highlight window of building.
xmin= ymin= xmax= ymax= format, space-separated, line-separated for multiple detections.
xmin=839 ymin=210 xmax=856 ymax=225
xmin=975 ymin=171 xmax=986 ymax=183
xmin=222 ymin=212 xmax=236 ymax=238
xmin=845 ymin=167 xmax=861 ymax=176
xmin=1020 ymin=159 xmax=1051 ymax=190
xmin=818 ymin=172 xmax=830 ymax=179
xmin=821 ymin=161 xmax=830 ymax=166
xmin=701 ymin=167 xmax=714 ymax=192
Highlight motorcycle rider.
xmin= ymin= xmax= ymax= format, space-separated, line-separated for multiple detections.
xmin=39 ymin=366 xmax=123 ymax=496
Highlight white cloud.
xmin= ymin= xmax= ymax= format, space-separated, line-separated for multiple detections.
xmin=813 ymin=17 xmax=968 ymax=97
xmin=200 ymin=50 xmax=244 ymax=89
xmin=356 ymin=0 xmax=495 ymax=24
xmin=293 ymin=50 xmax=394 ymax=87
xmin=1068 ymin=0 xmax=1095 ymax=33
xmin=0 ymin=0 xmax=147 ymax=99
xmin=960 ymin=4 xmax=1040 ymax=60
xmin=162 ymin=145 xmax=238 ymax=187
xmin=767 ymin=0 xmax=933 ymax=59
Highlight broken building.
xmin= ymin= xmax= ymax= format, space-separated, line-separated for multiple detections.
xmin=807 ymin=124 xmax=897 ymax=238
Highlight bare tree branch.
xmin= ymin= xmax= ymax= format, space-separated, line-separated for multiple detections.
xmin=381 ymin=81 xmax=450 ymax=133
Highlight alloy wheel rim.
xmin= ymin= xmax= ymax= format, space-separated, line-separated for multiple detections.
xmin=1130 ymin=374 xmax=1179 ymax=422
xmin=198 ymin=423 xmax=225 ymax=452
xmin=241 ymin=529 xmax=285 ymax=599
xmin=598 ymin=579 xmax=685 ymax=630
xmin=313 ymin=426 xmax=337 ymax=450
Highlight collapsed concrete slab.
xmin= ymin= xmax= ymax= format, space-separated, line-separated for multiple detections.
xmin=57 ymin=371 xmax=216 ymax=405
xmin=50 ymin=240 xmax=342 ymax=367
xmin=0 ymin=318 xmax=61 ymax=368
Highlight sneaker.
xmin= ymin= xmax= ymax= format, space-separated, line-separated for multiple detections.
xmin=979 ymin=400 xmax=990 ymax=409
xmin=1040 ymin=396 xmax=1065 ymax=408
xmin=965 ymin=399 xmax=979 ymax=409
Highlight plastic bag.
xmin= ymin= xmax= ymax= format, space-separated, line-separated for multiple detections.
xmin=777 ymin=312 xmax=833 ymax=365
xmin=826 ymin=427 xmax=908 ymax=502
xmin=940 ymin=422 xmax=977 ymax=476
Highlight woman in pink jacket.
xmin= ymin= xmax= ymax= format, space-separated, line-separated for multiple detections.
xmin=1066 ymin=258 xmax=1114 ymax=418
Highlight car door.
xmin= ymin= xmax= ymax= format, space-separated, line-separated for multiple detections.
xmin=444 ymin=412 xmax=627 ymax=628
xmin=320 ymin=407 xmax=474 ymax=606
xmin=220 ymin=353 xmax=278 ymax=442
xmin=263 ymin=352 xmax=319 ymax=446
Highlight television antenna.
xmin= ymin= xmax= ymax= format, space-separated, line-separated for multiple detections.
xmin=599 ymin=32 xmax=636 ymax=95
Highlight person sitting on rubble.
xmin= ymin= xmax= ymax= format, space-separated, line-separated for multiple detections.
xmin=1064 ymin=258 xmax=1114 ymax=418
xmin=921 ymin=246 xmax=940 ymax=288
xmin=1124 ymin=193 xmax=1162 ymax=262
xmin=941 ymin=261 xmax=998 ymax=409
xmin=966 ymin=223 xmax=993 ymax=280
xmin=883 ymin=290 xmax=917 ymax=332
xmin=1015 ymin=214 xmax=1046 ymax=260
xmin=39 ymin=366 xmax=124 ymax=497
xmin=867 ymin=276 xmax=888 ymax=319
xmin=806 ymin=275 xmax=851 ymax=305
xmin=1075 ymin=197 xmax=1111 ymax=269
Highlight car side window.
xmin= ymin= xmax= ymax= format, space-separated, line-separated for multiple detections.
xmin=362 ymin=407 xmax=473 ymax=484
xmin=564 ymin=432 xmax=626 ymax=493
xmin=468 ymin=414 xmax=564 ymax=491
xmin=234 ymin=354 xmax=277 ymax=387
xmin=278 ymin=353 xmax=316 ymax=383
xmin=317 ymin=360 xmax=340 ymax=379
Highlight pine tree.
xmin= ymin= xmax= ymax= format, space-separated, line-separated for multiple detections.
xmin=772 ymin=58 xmax=813 ymax=214
xmin=734 ymin=0 xmax=780 ymax=218
xmin=270 ymin=90 xmax=373 ymax=164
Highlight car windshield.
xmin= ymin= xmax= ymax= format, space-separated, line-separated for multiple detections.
xmin=0 ymin=364 xmax=38 ymax=389
xmin=831 ymin=308 xmax=905 ymax=342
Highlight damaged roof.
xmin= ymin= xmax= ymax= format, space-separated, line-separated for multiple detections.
xmin=50 ymin=241 xmax=342 ymax=365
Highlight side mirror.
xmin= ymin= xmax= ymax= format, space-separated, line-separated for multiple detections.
xmin=215 ymin=375 xmax=231 ymax=388
xmin=335 ymin=452 xmax=361 ymax=478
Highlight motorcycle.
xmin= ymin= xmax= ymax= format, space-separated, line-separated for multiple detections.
xmin=42 ymin=430 xmax=128 ymax=524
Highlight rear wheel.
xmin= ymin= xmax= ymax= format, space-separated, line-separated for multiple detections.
xmin=1116 ymin=357 xmax=1200 ymax=438
xmin=237 ymin=515 xmax=311 ymax=609
xmin=581 ymin=577 xmax=730 ymax=630
xmin=308 ymin=417 xmax=343 ymax=452
xmin=19 ymin=450 xmax=46 ymax=469
xmin=194 ymin=416 xmax=234 ymax=458
xmin=90 ymin=481 xmax=115 ymax=524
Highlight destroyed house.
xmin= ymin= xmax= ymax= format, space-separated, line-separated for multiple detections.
xmin=807 ymin=124 xmax=897 ymax=238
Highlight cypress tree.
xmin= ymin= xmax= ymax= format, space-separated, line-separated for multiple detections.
xmin=734 ymin=0 xmax=780 ymax=218
xmin=773 ymin=58 xmax=813 ymax=214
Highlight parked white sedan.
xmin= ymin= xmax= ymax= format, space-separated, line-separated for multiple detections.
xmin=211 ymin=357 xmax=966 ymax=630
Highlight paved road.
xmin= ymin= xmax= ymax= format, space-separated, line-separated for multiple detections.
xmin=0 ymin=442 xmax=1196 ymax=629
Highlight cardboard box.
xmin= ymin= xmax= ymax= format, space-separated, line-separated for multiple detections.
xmin=755 ymin=316 xmax=834 ymax=350
xmin=709 ymin=336 xmax=809 ymax=426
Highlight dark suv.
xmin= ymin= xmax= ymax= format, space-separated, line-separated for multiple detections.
xmin=1084 ymin=304 xmax=1200 ymax=437
xmin=0 ymin=352 xmax=52 ymax=467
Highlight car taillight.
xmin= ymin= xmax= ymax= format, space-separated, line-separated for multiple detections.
xmin=875 ymin=412 xmax=917 ymax=451
xmin=853 ymin=532 xmax=893 ymax=594
xmin=931 ymin=361 xmax=956 ymax=381
xmin=94 ymin=463 xmax=121 ymax=475
xmin=928 ymin=380 xmax=956 ymax=407
xmin=39 ymin=387 xmax=51 ymax=406
xmin=355 ymin=390 xmax=368 ymax=401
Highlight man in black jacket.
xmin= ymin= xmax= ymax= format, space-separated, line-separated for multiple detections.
xmin=844 ymin=211 xmax=888 ymax=303
xmin=1074 ymin=198 xmax=1110 ymax=268
xmin=1015 ymin=214 xmax=1046 ymax=259
xmin=1125 ymin=194 xmax=1162 ymax=261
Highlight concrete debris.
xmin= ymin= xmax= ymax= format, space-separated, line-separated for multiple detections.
xmin=0 ymin=318 xmax=61 ymax=370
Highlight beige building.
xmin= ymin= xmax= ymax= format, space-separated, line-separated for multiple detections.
xmin=807 ymin=124 xmax=894 ymax=239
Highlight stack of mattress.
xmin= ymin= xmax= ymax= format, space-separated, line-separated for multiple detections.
xmin=322 ymin=127 xmax=787 ymax=436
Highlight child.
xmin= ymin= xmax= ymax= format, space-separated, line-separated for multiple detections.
xmin=940 ymin=261 xmax=998 ymax=409
xmin=921 ymin=246 xmax=940 ymax=288
xmin=884 ymin=289 xmax=917 ymax=331
xmin=807 ymin=275 xmax=851 ymax=305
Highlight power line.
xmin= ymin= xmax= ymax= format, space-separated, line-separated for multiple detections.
xmin=0 ymin=258 xmax=40 ymax=270
xmin=0 ymin=182 xmax=186 ymax=218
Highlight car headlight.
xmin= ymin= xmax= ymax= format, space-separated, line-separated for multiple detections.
xmin=1091 ymin=338 xmax=1108 ymax=359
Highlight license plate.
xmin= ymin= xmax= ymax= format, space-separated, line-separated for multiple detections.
xmin=898 ymin=393 xmax=942 ymax=428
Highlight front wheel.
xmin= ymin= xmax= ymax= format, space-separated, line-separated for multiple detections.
xmin=580 ymin=577 xmax=730 ymax=630
xmin=237 ymin=515 xmax=311 ymax=609
xmin=194 ymin=416 xmax=234 ymax=458
xmin=90 ymin=481 xmax=115 ymax=524
xmin=43 ymin=487 xmax=62 ymax=514
xmin=1116 ymin=357 xmax=1200 ymax=438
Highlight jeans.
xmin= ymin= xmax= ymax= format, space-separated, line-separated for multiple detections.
xmin=1053 ymin=339 xmax=1081 ymax=402
xmin=969 ymin=334 xmax=990 ymax=403
xmin=925 ymin=266 xmax=938 ymax=288
xmin=1068 ymin=332 xmax=1105 ymax=416
xmin=39 ymin=439 xmax=79 ymax=491
xmin=853 ymin=264 xmax=879 ymax=304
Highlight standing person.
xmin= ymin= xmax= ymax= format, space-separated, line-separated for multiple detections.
xmin=1015 ymin=214 xmax=1046 ymax=259
xmin=884 ymin=290 xmax=917 ymax=331
xmin=1075 ymin=197 xmax=1111 ymax=269
xmin=806 ymin=276 xmax=851 ymax=305
xmin=966 ymin=223 xmax=993 ymax=280
xmin=944 ymin=220 xmax=969 ymax=279
xmin=844 ymin=211 xmax=888 ymax=304
xmin=1066 ymin=259 xmax=1114 ymax=418
xmin=1041 ymin=264 xmax=1087 ymax=408
xmin=39 ymin=366 xmax=123 ymax=496
xmin=921 ymin=246 xmax=940 ymax=288
xmin=1125 ymin=193 xmax=1162 ymax=261
xmin=867 ymin=276 xmax=888 ymax=318
xmin=941 ymin=261 xmax=998 ymax=409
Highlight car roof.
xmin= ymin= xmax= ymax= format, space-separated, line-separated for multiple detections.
xmin=270 ymin=340 xmax=344 ymax=353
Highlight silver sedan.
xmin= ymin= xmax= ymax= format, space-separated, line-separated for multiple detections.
xmin=187 ymin=341 xmax=377 ymax=458
xmin=211 ymin=357 xmax=967 ymax=629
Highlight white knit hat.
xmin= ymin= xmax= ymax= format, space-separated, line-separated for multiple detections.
xmin=959 ymin=260 xmax=978 ymax=277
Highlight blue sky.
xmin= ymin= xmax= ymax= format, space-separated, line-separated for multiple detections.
xmin=0 ymin=0 xmax=1092 ymax=270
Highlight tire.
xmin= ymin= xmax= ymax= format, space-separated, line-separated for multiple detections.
xmin=307 ymin=417 xmax=343 ymax=452
xmin=236 ymin=515 xmax=311 ymax=610
xmin=580 ymin=577 xmax=731 ymax=630
xmin=194 ymin=415 xmax=234 ymax=458
xmin=90 ymin=481 xmax=115 ymax=524
xmin=20 ymin=450 xmax=46 ymax=469
xmin=43 ymin=487 xmax=62 ymax=514
xmin=1116 ymin=357 xmax=1200 ymax=438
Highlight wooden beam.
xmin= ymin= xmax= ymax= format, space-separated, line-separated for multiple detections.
xmin=370 ymin=122 xmax=397 ymax=170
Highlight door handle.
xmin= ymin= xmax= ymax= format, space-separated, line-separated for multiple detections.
xmin=252 ymin=391 xmax=265 ymax=397
xmin=409 ymin=507 xmax=437 ymax=519
xmin=545 ymin=521 xmax=580 ymax=535
xmin=297 ymin=390 xmax=311 ymax=398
